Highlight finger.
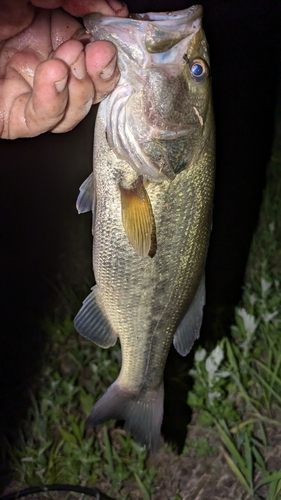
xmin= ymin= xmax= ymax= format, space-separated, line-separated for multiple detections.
xmin=7 ymin=58 xmax=69 ymax=138
xmin=50 ymin=39 xmax=94 ymax=132
xmin=85 ymin=40 xmax=120 ymax=103
xmin=52 ymin=39 xmax=120 ymax=132
xmin=4 ymin=10 xmax=53 ymax=62
xmin=62 ymin=0 xmax=128 ymax=18
xmin=0 ymin=1 xmax=35 ymax=42
xmin=107 ymin=0 xmax=128 ymax=17
xmin=50 ymin=8 xmax=85 ymax=51
xmin=30 ymin=0 xmax=63 ymax=7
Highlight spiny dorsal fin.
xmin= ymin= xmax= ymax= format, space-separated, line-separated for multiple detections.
xmin=119 ymin=176 xmax=157 ymax=258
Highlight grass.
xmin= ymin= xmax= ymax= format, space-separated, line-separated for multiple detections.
xmin=4 ymin=112 xmax=281 ymax=500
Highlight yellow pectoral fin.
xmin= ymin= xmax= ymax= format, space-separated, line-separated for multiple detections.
xmin=119 ymin=177 xmax=157 ymax=258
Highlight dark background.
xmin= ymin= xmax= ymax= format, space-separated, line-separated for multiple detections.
xmin=1 ymin=0 xmax=281 ymax=488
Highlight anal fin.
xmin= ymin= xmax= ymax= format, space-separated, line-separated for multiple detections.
xmin=173 ymin=275 xmax=205 ymax=356
xmin=74 ymin=285 xmax=117 ymax=348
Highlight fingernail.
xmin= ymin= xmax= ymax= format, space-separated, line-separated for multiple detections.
xmin=55 ymin=75 xmax=68 ymax=92
xmin=73 ymin=28 xmax=92 ymax=45
xmin=109 ymin=0 xmax=125 ymax=12
xmin=100 ymin=54 xmax=117 ymax=80
xmin=71 ymin=52 xmax=86 ymax=80
xmin=115 ymin=1 xmax=128 ymax=14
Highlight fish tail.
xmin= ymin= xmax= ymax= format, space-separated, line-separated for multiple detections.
xmin=85 ymin=381 xmax=164 ymax=452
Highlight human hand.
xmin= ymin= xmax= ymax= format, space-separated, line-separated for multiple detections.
xmin=0 ymin=1 xmax=128 ymax=139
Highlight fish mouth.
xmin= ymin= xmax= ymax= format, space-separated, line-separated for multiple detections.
xmin=130 ymin=5 xmax=203 ymax=23
xmin=84 ymin=5 xmax=202 ymax=24
xmin=130 ymin=6 xmax=203 ymax=54
xmin=83 ymin=6 xmax=203 ymax=54
xmin=84 ymin=6 xmax=203 ymax=58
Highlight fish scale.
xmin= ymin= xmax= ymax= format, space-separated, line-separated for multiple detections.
xmin=74 ymin=5 xmax=215 ymax=450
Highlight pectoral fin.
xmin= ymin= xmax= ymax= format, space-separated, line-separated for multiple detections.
xmin=119 ymin=176 xmax=156 ymax=258
xmin=173 ymin=276 xmax=205 ymax=356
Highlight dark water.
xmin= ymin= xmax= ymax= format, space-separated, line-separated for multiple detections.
xmin=1 ymin=0 xmax=281 ymax=489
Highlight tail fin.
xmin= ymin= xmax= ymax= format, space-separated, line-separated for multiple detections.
xmin=85 ymin=381 xmax=164 ymax=452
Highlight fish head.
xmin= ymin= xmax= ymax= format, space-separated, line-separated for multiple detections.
xmin=84 ymin=6 xmax=213 ymax=181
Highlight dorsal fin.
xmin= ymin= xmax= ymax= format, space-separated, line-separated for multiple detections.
xmin=76 ymin=172 xmax=94 ymax=214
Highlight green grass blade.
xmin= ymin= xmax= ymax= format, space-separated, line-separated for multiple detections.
xmin=231 ymin=373 xmax=261 ymax=410
xmin=248 ymin=366 xmax=281 ymax=405
xmin=271 ymin=478 xmax=281 ymax=500
xmin=248 ymin=413 xmax=281 ymax=427
xmin=134 ymin=472 xmax=150 ymax=500
xmin=254 ymin=358 xmax=281 ymax=388
xmin=230 ymin=418 xmax=259 ymax=433
xmin=225 ymin=338 xmax=240 ymax=378
xmin=269 ymin=353 xmax=281 ymax=407
xmin=244 ymin=434 xmax=253 ymax=493
xmin=59 ymin=428 xmax=78 ymax=447
xmin=256 ymin=470 xmax=281 ymax=489
xmin=251 ymin=445 xmax=266 ymax=472
xmin=103 ymin=427 xmax=114 ymax=478
xmin=223 ymin=452 xmax=251 ymax=494
xmin=216 ymin=421 xmax=248 ymax=478
xmin=257 ymin=420 xmax=267 ymax=448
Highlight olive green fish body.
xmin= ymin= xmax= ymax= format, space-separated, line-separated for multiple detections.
xmin=75 ymin=5 xmax=215 ymax=450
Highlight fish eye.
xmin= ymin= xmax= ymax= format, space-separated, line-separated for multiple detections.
xmin=189 ymin=58 xmax=209 ymax=82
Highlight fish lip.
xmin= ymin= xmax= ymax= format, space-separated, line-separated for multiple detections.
xmin=83 ymin=5 xmax=203 ymax=28
xmin=130 ymin=5 xmax=203 ymax=22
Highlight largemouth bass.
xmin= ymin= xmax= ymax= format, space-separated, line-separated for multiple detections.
xmin=74 ymin=5 xmax=215 ymax=451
